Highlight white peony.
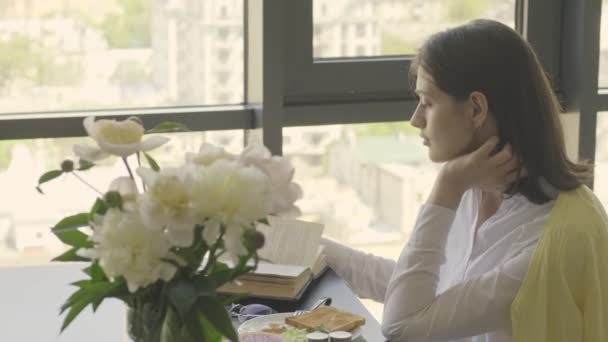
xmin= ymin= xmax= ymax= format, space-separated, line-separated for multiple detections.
xmin=137 ymin=167 xmax=197 ymax=247
xmin=201 ymin=220 xmax=249 ymax=263
xmin=108 ymin=177 xmax=139 ymax=210
xmin=186 ymin=143 xmax=235 ymax=166
xmin=239 ymin=144 xmax=303 ymax=217
xmin=190 ymin=159 xmax=272 ymax=225
xmin=74 ymin=116 xmax=169 ymax=161
xmin=77 ymin=208 xmax=177 ymax=292
xmin=190 ymin=159 xmax=272 ymax=260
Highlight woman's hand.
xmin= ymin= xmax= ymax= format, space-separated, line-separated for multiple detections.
xmin=428 ymin=137 xmax=520 ymax=209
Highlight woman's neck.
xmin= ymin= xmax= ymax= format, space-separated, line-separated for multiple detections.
xmin=477 ymin=190 xmax=503 ymax=228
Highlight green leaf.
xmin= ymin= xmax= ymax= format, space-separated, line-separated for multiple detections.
xmin=146 ymin=121 xmax=189 ymax=134
xmin=167 ymin=280 xmax=199 ymax=320
xmin=77 ymin=159 xmax=95 ymax=171
xmin=161 ymin=307 xmax=186 ymax=341
xmin=52 ymin=247 xmax=89 ymax=262
xmin=54 ymin=229 xmax=91 ymax=248
xmin=184 ymin=310 xmax=207 ymax=342
xmin=36 ymin=170 xmax=63 ymax=193
xmin=51 ymin=213 xmax=92 ymax=248
xmin=83 ymin=261 xmax=107 ymax=282
xmin=205 ymin=266 xmax=233 ymax=288
xmin=60 ymin=292 xmax=90 ymax=332
xmin=53 ymin=213 xmax=90 ymax=232
xmin=90 ymin=198 xmax=108 ymax=217
xmin=198 ymin=295 xmax=238 ymax=342
xmin=143 ymin=152 xmax=160 ymax=172
xmin=60 ymin=281 xmax=124 ymax=331
xmin=257 ymin=217 xmax=270 ymax=226
xmin=199 ymin=313 xmax=224 ymax=341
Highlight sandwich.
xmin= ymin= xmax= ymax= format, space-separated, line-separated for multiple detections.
xmin=284 ymin=306 xmax=365 ymax=332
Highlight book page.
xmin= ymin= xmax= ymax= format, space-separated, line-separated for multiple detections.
xmin=250 ymin=262 xmax=308 ymax=278
xmin=256 ymin=216 xmax=324 ymax=268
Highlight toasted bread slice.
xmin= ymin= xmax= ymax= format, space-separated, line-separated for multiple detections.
xmin=285 ymin=306 xmax=365 ymax=332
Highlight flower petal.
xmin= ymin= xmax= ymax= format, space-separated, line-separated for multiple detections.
xmin=165 ymin=222 xmax=196 ymax=247
xmin=159 ymin=263 xmax=177 ymax=281
xmin=140 ymin=136 xmax=170 ymax=152
xmin=202 ymin=220 xmax=221 ymax=246
xmin=241 ymin=144 xmax=271 ymax=160
xmin=83 ymin=116 xmax=96 ymax=138
xmin=96 ymin=140 xmax=141 ymax=157
xmin=136 ymin=167 xmax=158 ymax=187
xmin=108 ymin=177 xmax=139 ymax=199
xmin=73 ymin=143 xmax=109 ymax=161
xmin=224 ymin=225 xmax=247 ymax=259
xmin=76 ymin=248 xmax=97 ymax=259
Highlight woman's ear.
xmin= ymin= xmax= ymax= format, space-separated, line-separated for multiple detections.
xmin=469 ymin=91 xmax=489 ymax=128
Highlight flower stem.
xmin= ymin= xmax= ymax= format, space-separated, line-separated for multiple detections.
xmin=202 ymin=229 xmax=226 ymax=274
xmin=136 ymin=153 xmax=147 ymax=191
xmin=71 ymin=172 xmax=103 ymax=196
xmin=122 ymin=157 xmax=135 ymax=181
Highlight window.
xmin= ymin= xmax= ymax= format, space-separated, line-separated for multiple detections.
xmin=284 ymin=122 xmax=436 ymax=252
xmin=284 ymin=122 xmax=439 ymax=319
xmin=0 ymin=0 xmax=601 ymax=335
xmin=600 ymin=0 xmax=608 ymax=87
xmin=313 ymin=0 xmax=517 ymax=58
xmin=0 ymin=0 xmax=244 ymax=113
xmin=0 ymin=130 xmax=243 ymax=267
xmin=284 ymin=0 xmax=519 ymax=107
xmin=596 ymin=114 xmax=608 ymax=209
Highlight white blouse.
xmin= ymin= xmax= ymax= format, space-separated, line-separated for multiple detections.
xmin=322 ymin=189 xmax=555 ymax=342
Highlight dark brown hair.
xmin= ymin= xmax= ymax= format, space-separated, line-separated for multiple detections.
xmin=410 ymin=19 xmax=591 ymax=204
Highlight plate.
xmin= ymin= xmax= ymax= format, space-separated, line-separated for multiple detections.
xmin=238 ymin=312 xmax=362 ymax=339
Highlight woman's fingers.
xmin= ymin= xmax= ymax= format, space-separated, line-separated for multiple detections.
xmin=475 ymin=136 xmax=501 ymax=158
xmin=490 ymin=143 xmax=512 ymax=166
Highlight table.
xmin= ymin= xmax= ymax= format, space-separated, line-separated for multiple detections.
xmin=0 ymin=264 xmax=384 ymax=341
xmin=300 ymin=270 xmax=384 ymax=341
xmin=236 ymin=269 xmax=385 ymax=342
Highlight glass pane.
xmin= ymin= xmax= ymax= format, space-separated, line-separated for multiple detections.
xmin=284 ymin=122 xmax=439 ymax=319
xmin=0 ymin=130 xmax=243 ymax=266
xmin=596 ymin=114 xmax=608 ymax=209
xmin=600 ymin=0 xmax=608 ymax=87
xmin=0 ymin=0 xmax=243 ymax=113
xmin=313 ymin=0 xmax=516 ymax=58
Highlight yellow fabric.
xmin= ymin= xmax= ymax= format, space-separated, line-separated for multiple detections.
xmin=511 ymin=186 xmax=608 ymax=342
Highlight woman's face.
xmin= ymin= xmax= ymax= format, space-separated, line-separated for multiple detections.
xmin=410 ymin=67 xmax=483 ymax=162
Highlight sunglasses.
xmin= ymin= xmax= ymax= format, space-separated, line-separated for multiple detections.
xmin=227 ymin=303 xmax=278 ymax=323
xmin=226 ymin=297 xmax=332 ymax=324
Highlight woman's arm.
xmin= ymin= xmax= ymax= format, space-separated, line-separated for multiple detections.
xmin=382 ymin=211 xmax=534 ymax=340
xmin=382 ymin=137 xmax=525 ymax=340
xmin=321 ymin=238 xmax=396 ymax=302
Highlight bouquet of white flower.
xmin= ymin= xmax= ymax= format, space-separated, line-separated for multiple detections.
xmin=36 ymin=116 xmax=302 ymax=342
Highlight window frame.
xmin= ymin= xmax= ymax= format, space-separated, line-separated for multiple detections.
xmin=282 ymin=0 xmax=563 ymax=105
xmin=0 ymin=0 xmax=601 ymax=185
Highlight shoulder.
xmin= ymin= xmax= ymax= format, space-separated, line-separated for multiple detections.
xmin=547 ymin=186 xmax=608 ymax=239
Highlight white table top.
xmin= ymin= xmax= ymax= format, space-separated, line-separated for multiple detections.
xmin=0 ymin=264 xmax=384 ymax=342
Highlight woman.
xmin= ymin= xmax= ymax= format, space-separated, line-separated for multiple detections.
xmin=322 ymin=19 xmax=608 ymax=341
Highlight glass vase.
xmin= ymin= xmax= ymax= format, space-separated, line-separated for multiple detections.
xmin=127 ymin=302 xmax=164 ymax=342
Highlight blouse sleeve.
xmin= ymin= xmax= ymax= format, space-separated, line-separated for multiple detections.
xmin=382 ymin=204 xmax=535 ymax=341
xmin=321 ymin=238 xmax=396 ymax=302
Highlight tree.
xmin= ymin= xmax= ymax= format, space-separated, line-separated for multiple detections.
xmin=110 ymin=60 xmax=151 ymax=100
xmin=0 ymin=34 xmax=84 ymax=90
xmin=100 ymin=0 xmax=151 ymax=48
xmin=354 ymin=122 xmax=419 ymax=137
xmin=447 ymin=0 xmax=489 ymax=22
xmin=0 ymin=35 xmax=37 ymax=88
xmin=35 ymin=56 xmax=84 ymax=87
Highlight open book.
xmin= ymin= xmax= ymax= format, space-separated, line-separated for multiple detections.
xmin=218 ymin=217 xmax=327 ymax=300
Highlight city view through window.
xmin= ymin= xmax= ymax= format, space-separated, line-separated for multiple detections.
xmin=0 ymin=0 xmax=525 ymax=270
